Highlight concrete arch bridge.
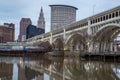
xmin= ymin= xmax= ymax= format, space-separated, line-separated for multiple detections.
xmin=26 ymin=6 xmax=120 ymax=53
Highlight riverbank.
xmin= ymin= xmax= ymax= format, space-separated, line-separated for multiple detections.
xmin=46 ymin=51 xmax=120 ymax=62
xmin=45 ymin=51 xmax=80 ymax=58
xmin=0 ymin=50 xmax=120 ymax=62
xmin=80 ymin=53 xmax=120 ymax=62
xmin=0 ymin=50 xmax=45 ymax=57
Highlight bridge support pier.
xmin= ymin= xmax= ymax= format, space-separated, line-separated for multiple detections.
xmin=114 ymin=45 xmax=117 ymax=52
xmin=110 ymin=42 xmax=113 ymax=52
xmin=50 ymin=33 xmax=53 ymax=44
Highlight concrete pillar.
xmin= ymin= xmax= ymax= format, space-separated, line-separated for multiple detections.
xmin=76 ymin=43 xmax=80 ymax=51
xmin=71 ymin=44 xmax=74 ymax=51
xmin=93 ymin=42 xmax=97 ymax=52
xmin=87 ymin=20 xmax=92 ymax=52
xmin=87 ymin=42 xmax=91 ymax=52
xmin=94 ymin=27 xmax=96 ymax=33
xmin=98 ymin=42 xmax=101 ymax=52
xmin=36 ymin=74 xmax=44 ymax=80
xmin=41 ymin=36 xmax=44 ymax=41
xmin=105 ymin=42 xmax=107 ymax=52
xmin=50 ymin=33 xmax=52 ymax=44
xmin=102 ymin=42 xmax=104 ymax=52
xmin=114 ymin=45 xmax=117 ymax=52
xmin=81 ymin=44 xmax=84 ymax=51
xmin=63 ymin=28 xmax=66 ymax=40
xmin=91 ymin=27 xmax=93 ymax=34
xmin=108 ymin=42 xmax=111 ymax=52
xmin=87 ymin=20 xmax=91 ymax=35
xmin=110 ymin=42 xmax=113 ymax=52
xmin=95 ymin=42 xmax=99 ymax=52
xmin=97 ymin=26 xmax=98 ymax=31
xmin=92 ymin=42 xmax=94 ymax=52
xmin=93 ymin=27 xmax=95 ymax=34
xmin=103 ymin=42 xmax=106 ymax=52
xmin=89 ymin=42 xmax=93 ymax=52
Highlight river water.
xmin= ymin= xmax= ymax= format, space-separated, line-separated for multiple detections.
xmin=0 ymin=56 xmax=120 ymax=80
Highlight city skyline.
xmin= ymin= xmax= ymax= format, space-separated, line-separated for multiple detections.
xmin=0 ymin=0 xmax=119 ymax=40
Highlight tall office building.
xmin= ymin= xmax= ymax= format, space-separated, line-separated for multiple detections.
xmin=50 ymin=5 xmax=78 ymax=31
xmin=18 ymin=18 xmax=32 ymax=41
xmin=37 ymin=7 xmax=45 ymax=29
xmin=0 ymin=23 xmax=15 ymax=43
xmin=26 ymin=24 xmax=45 ymax=39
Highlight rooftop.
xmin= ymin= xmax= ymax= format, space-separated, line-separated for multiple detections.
xmin=49 ymin=4 xmax=78 ymax=10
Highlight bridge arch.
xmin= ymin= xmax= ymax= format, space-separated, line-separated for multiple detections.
xmin=94 ymin=23 xmax=120 ymax=37
xmin=52 ymin=37 xmax=64 ymax=50
xmin=92 ymin=23 xmax=120 ymax=52
xmin=65 ymin=33 xmax=87 ymax=51
xmin=93 ymin=23 xmax=120 ymax=41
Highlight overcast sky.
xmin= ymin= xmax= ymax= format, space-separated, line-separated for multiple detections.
xmin=0 ymin=0 xmax=120 ymax=40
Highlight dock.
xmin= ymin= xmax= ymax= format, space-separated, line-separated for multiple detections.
xmin=80 ymin=52 xmax=120 ymax=62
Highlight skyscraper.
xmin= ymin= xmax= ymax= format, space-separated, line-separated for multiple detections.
xmin=18 ymin=18 xmax=32 ymax=41
xmin=26 ymin=24 xmax=45 ymax=39
xmin=50 ymin=5 xmax=78 ymax=31
xmin=37 ymin=7 xmax=45 ymax=29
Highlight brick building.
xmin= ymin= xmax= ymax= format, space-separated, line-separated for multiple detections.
xmin=0 ymin=23 xmax=15 ymax=43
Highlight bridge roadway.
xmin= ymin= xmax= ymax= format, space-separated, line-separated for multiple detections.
xmin=26 ymin=6 xmax=120 ymax=53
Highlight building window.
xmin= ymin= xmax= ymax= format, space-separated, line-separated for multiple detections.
xmin=91 ymin=21 xmax=93 ymax=24
xmin=106 ymin=15 xmax=108 ymax=20
xmin=101 ymin=17 xmax=103 ymax=21
xmin=109 ymin=14 xmax=111 ymax=19
xmin=112 ymin=13 xmax=115 ymax=18
xmin=116 ymin=11 xmax=118 ymax=17
xmin=98 ymin=18 xmax=100 ymax=22
xmin=103 ymin=16 xmax=105 ymax=21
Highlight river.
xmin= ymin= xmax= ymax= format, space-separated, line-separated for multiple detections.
xmin=0 ymin=55 xmax=120 ymax=80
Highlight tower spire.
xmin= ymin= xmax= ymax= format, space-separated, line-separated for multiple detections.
xmin=37 ymin=6 xmax=45 ymax=29
xmin=39 ymin=6 xmax=43 ymax=19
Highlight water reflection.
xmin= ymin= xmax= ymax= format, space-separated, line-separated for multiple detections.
xmin=0 ymin=62 xmax=13 ymax=80
xmin=0 ymin=56 xmax=120 ymax=80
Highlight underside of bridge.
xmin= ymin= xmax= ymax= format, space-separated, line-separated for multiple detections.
xmin=92 ymin=24 xmax=120 ymax=52
xmin=53 ymin=38 xmax=64 ymax=50
xmin=33 ymin=41 xmax=52 ymax=52
xmin=65 ymin=33 xmax=87 ymax=52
